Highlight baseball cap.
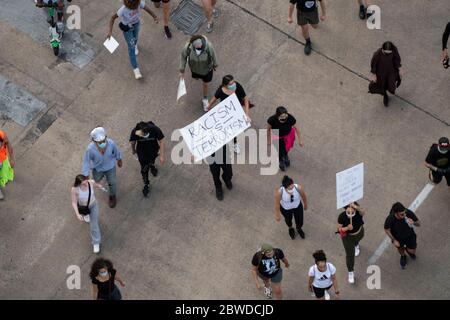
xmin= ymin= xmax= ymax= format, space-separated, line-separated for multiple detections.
xmin=90 ymin=127 xmax=106 ymax=142
xmin=260 ymin=243 xmax=273 ymax=254
xmin=438 ymin=137 xmax=449 ymax=150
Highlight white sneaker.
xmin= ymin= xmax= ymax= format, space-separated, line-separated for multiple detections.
xmin=324 ymin=290 xmax=330 ymax=300
xmin=202 ymin=98 xmax=209 ymax=112
xmin=83 ymin=215 xmax=90 ymax=223
xmin=0 ymin=188 xmax=4 ymax=200
xmin=135 ymin=45 xmax=139 ymax=56
xmin=264 ymin=286 xmax=273 ymax=299
xmin=355 ymin=244 xmax=360 ymax=257
xmin=348 ymin=271 xmax=355 ymax=284
xmin=233 ymin=143 xmax=241 ymax=154
xmin=212 ymin=8 xmax=220 ymax=18
xmin=93 ymin=244 xmax=100 ymax=253
xmin=133 ymin=68 xmax=142 ymax=79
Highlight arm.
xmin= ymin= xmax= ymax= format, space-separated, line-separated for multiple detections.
xmin=81 ymin=149 xmax=91 ymax=178
xmin=308 ymin=276 xmax=314 ymax=292
xmin=208 ymin=43 xmax=219 ymax=70
xmin=130 ymin=141 xmax=137 ymax=154
xmin=115 ymin=273 xmax=125 ymax=287
xmin=424 ymin=160 xmax=441 ymax=173
xmin=370 ymin=51 xmax=379 ymax=81
xmin=293 ymin=124 xmax=303 ymax=147
xmin=158 ymin=138 xmax=165 ymax=165
xmin=384 ymin=228 xmax=400 ymax=247
xmin=299 ymin=185 xmax=308 ymax=210
xmin=179 ymin=44 xmax=189 ymax=75
xmin=331 ymin=274 xmax=340 ymax=298
xmin=207 ymin=96 xmax=218 ymax=110
xmin=288 ymin=4 xmax=295 ymax=24
xmin=251 ymin=266 xmax=261 ymax=289
xmin=92 ymin=284 xmax=98 ymax=300
xmin=4 ymin=134 xmax=15 ymax=167
xmin=281 ymin=257 xmax=290 ymax=268
xmin=274 ymin=188 xmax=282 ymax=222
xmin=71 ymin=188 xmax=84 ymax=222
xmin=442 ymin=22 xmax=450 ymax=51
xmin=243 ymin=97 xmax=250 ymax=118
xmin=319 ymin=0 xmax=327 ymax=20
xmin=107 ymin=14 xmax=118 ymax=39
xmin=112 ymin=141 xmax=123 ymax=167
xmin=143 ymin=5 xmax=159 ymax=23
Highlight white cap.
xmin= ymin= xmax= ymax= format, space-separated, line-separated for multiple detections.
xmin=90 ymin=127 xmax=106 ymax=142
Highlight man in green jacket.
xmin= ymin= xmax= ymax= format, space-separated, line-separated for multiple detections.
xmin=180 ymin=35 xmax=218 ymax=111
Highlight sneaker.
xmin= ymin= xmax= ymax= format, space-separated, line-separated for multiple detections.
xmin=0 ymin=188 xmax=4 ymax=200
xmin=206 ymin=22 xmax=214 ymax=33
xmin=288 ymin=228 xmax=296 ymax=240
xmin=133 ymin=68 xmax=142 ymax=80
xmin=297 ymin=228 xmax=305 ymax=239
xmin=407 ymin=251 xmax=416 ymax=260
xmin=383 ymin=93 xmax=389 ymax=107
xmin=324 ymin=290 xmax=330 ymax=300
xmin=348 ymin=271 xmax=355 ymax=284
xmin=233 ymin=143 xmax=241 ymax=154
xmin=150 ymin=166 xmax=158 ymax=177
xmin=135 ymin=45 xmax=139 ymax=56
xmin=212 ymin=8 xmax=220 ymax=18
xmin=359 ymin=5 xmax=366 ymax=20
xmin=215 ymin=188 xmax=224 ymax=201
xmin=202 ymin=98 xmax=209 ymax=111
xmin=279 ymin=162 xmax=286 ymax=172
xmin=93 ymin=244 xmax=100 ymax=254
xmin=83 ymin=215 xmax=90 ymax=223
xmin=142 ymin=184 xmax=149 ymax=197
xmin=109 ymin=195 xmax=117 ymax=208
xmin=264 ymin=286 xmax=273 ymax=299
xmin=355 ymin=244 xmax=360 ymax=257
xmin=225 ymin=180 xmax=233 ymax=190
xmin=304 ymin=40 xmax=312 ymax=55
xmin=400 ymin=255 xmax=407 ymax=269
xmin=164 ymin=26 xmax=172 ymax=39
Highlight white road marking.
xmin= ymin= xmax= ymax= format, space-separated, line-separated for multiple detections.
xmin=368 ymin=183 xmax=435 ymax=265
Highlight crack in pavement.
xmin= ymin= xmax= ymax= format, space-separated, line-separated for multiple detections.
xmin=225 ymin=0 xmax=449 ymax=127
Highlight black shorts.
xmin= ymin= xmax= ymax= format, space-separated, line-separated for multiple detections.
xmin=312 ymin=285 xmax=332 ymax=299
xmin=430 ymin=169 xmax=450 ymax=186
xmin=192 ymin=69 xmax=213 ymax=83
xmin=398 ymin=234 xmax=417 ymax=250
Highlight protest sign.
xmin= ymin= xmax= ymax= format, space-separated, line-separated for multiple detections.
xmin=336 ymin=163 xmax=364 ymax=209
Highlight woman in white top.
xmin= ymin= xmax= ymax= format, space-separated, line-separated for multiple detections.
xmin=71 ymin=175 xmax=105 ymax=253
xmin=308 ymin=250 xmax=340 ymax=300
xmin=274 ymin=175 xmax=308 ymax=240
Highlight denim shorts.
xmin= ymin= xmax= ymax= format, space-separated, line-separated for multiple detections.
xmin=258 ymin=268 xmax=283 ymax=283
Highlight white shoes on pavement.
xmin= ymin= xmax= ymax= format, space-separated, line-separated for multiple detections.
xmin=202 ymin=98 xmax=209 ymax=112
xmin=324 ymin=290 xmax=330 ymax=300
xmin=348 ymin=271 xmax=355 ymax=284
xmin=83 ymin=215 xmax=90 ymax=223
xmin=264 ymin=286 xmax=273 ymax=299
xmin=93 ymin=244 xmax=100 ymax=254
xmin=355 ymin=244 xmax=360 ymax=257
xmin=133 ymin=68 xmax=142 ymax=79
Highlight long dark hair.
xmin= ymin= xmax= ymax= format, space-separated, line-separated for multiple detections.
xmin=90 ymin=258 xmax=114 ymax=280
xmin=73 ymin=174 xmax=88 ymax=187
xmin=313 ymin=250 xmax=327 ymax=263
xmin=221 ymin=75 xmax=234 ymax=87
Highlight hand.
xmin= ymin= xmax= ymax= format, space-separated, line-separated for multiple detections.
xmin=119 ymin=281 xmax=125 ymax=287
xmin=106 ymin=32 xmax=112 ymax=40
xmin=287 ymin=16 xmax=293 ymax=24
xmin=153 ymin=16 xmax=159 ymax=24
xmin=77 ymin=214 xmax=84 ymax=222
xmin=406 ymin=218 xmax=414 ymax=226
xmin=179 ymin=72 xmax=185 ymax=79
xmin=304 ymin=205 xmax=308 ymax=211
xmin=160 ymin=155 xmax=165 ymax=165
xmin=393 ymin=240 xmax=400 ymax=248
xmin=284 ymin=262 xmax=290 ymax=268
xmin=347 ymin=224 xmax=353 ymax=231
xmin=245 ymin=114 xmax=251 ymax=123
xmin=275 ymin=214 xmax=281 ymax=222
xmin=308 ymin=286 xmax=313 ymax=292
xmin=298 ymin=140 xmax=304 ymax=147
xmin=9 ymin=159 xmax=15 ymax=168
xmin=370 ymin=73 xmax=377 ymax=83
xmin=399 ymin=68 xmax=404 ymax=77
xmin=335 ymin=292 xmax=340 ymax=300
xmin=117 ymin=159 xmax=123 ymax=168
xmin=441 ymin=49 xmax=448 ymax=61
xmin=320 ymin=14 xmax=327 ymax=21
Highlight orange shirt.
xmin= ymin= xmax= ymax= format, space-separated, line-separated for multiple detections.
xmin=0 ymin=130 xmax=8 ymax=162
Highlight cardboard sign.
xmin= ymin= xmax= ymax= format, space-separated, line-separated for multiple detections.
xmin=336 ymin=163 xmax=364 ymax=209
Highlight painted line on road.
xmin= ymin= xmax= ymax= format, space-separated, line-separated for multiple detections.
xmin=367 ymin=182 xmax=435 ymax=265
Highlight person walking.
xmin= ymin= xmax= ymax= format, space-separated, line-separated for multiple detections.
xmin=251 ymin=243 xmax=289 ymax=300
xmin=82 ymin=127 xmax=123 ymax=208
xmin=180 ymin=35 xmax=219 ymax=111
xmin=308 ymin=250 xmax=340 ymax=300
xmin=369 ymin=41 xmax=403 ymax=107
xmin=71 ymin=175 xmax=106 ymax=253
xmin=267 ymin=106 xmax=303 ymax=172
xmin=384 ymin=202 xmax=421 ymax=269
xmin=207 ymin=145 xmax=232 ymax=201
xmin=424 ymin=137 xmax=450 ymax=191
xmin=207 ymin=74 xmax=252 ymax=154
xmin=274 ymin=175 xmax=308 ymax=240
xmin=336 ymin=201 xmax=365 ymax=284
xmin=0 ymin=130 xmax=15 ymax=201
xmin=288 ymin=0 xmax=327 ymax=55
xmin=90 ymin=258 xmax=125 ymax=300
xmin=107 ymin=0 xmax=159 ymax=79
xmin=129 ymin=121 xmax=165 ymax=197
xmin=151 ymin=0 xmax=172 ymax=38
xmin=201 ymin=0 xmax=220 ymax=33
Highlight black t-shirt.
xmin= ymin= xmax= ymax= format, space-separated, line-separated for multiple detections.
xmin=251 ymin=249 xmax=285 ymax=278
xmin=267 ymin=114 xmax=296 ymax=137
xmin=384 ymin=209 xmax=418 ymax=240
xmin=338 ymin=211 xmax=364 ymax=234
xmin=214 ymin=82 xmax=247 ymax=104
xmin=129 ymin=122 xmax=164 ymax=163
xmin=92 ymin=269 xmax=116 ymax=297
xmin=425 ymin=144 xmax=450 ymax=169
xmin=290 ymin=0 xmax=321 ymax=12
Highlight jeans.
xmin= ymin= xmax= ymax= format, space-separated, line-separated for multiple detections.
xmin=89 ymin=201 xmax=101 ymax=245
xmin=280 ymin=203 xmax=304 ymax=230
xmin=341 ymin=227 xmax=365 ymax=272
xmin=122 ymin=22 xmax=140 ymax=69
xmin=92 ymin=167 xmax=117 ymax=196
xmin=209 ymin=163 xmax=233 ymax=190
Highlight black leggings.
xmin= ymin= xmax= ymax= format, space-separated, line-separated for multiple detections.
xmin=140 ymin=160 xmax=156 ymax=185
xmin=280 ymin=203 xmax=304 ymax=230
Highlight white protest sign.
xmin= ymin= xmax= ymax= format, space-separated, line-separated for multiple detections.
xmin=103 ymin=37 xmax=119 ymax=54
xmin=179 ymin=93 xmax=251 ymax=161
xmin=336 ymin=163 xmax=364 ymax=209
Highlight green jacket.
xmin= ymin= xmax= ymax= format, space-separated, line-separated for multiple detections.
xmin=179 ymin=36 xmax=218 ymax=75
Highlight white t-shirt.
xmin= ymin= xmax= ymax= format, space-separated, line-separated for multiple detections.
xmin=308 ymin=263 xmax=336 ymax=288
xmin=117 ymin=0 xmax=146 ymax=26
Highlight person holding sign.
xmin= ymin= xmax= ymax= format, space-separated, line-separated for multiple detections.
xmin=384 ymin=202 xmax=420 ymax=270
xmin=267 ymin=106 xmax=303 ymax=172
xmin=424 ymin=137 xmax=450 ymax=191
xmin=274 ymin=175 xmax=308 ymax=240
xmin=207 ymin=74 xmax=252 ymax=154
xmin=180 ymin=35 xmax=219 ymax=111
xmin=308 ymin=250 xmax=340 ymax=300
xmin=336 ymin=202 xmax=365 ymax=284
xmin=207 ymin=145 xmax=232 ymax=201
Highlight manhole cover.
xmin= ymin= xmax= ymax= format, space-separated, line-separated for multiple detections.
xmin=170 ymin=0 xmax=207 ymax=35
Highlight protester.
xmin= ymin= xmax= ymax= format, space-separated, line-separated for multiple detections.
xmin=180 ymin=35 xmax=219 ymax=111
xmin=369 ymin=41 xmax=403 ymax=107
xmin=207 ymin=74 xmax=252 ymax=154
xmin=82 ymin=127 xmax=123 ymax=208
xmin=384 ymin=202 xmax=421 ymax=269
xmin=336 ymin=201 xmax=365 ymax=283
xmin=288 ymin=0 xmax=327 ymax=55
xmin=207 ymin=145 xmax=232 ymax=201
xmin=201 ymin=0 xmax=220 ymax=33
xmin=151 ymin=0 xmax=172 ymax=39
xmin=424 ymin=137 xmax=450 ymax=191
xmin=308 ymin=250 xmax=340 ymax=300
xmin=90 ymin=258 xmax=125 ymax=300
xmin=71 ymin=175 xmax=105 ymax=253
xmin=107 ymin=0 xmax=160 ymax=79
xmin=129 ymin=121 xmax=165 ymax=197
xmin=0 ymin=130 xmax=15 ymax=201
xmin=441 ymin=22 xmax=450 ymax=66
xmin=251 ymin=243 xmax=289 ymax=300
xmin=267 ymin=106 xmax=303 ymax=171
xmin=274 ymin=175 xmax=308 ymax=239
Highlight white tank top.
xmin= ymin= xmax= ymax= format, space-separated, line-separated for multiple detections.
xmin=77 ymin=182 xmax=95 ymax=205
xmin=280 ymin=184 xmax=302 ymax=210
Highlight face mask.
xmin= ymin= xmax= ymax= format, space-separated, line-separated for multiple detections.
xmin=98 ymin=142 xmax=107 ymax=149
xmin=99 ymin=271 xmax=108 ymax=277
xmin=227 ymin=83 xmax=237 ymax=91
xmin=195 ymin=49 xmax=203 ymax=55
xmin=279 ymin=117 xmax=287 ymax=123
xmin=438 ymin=146 xmax=449 ymax=154
xmin=346 ymin=212 xmax=356 ymax=218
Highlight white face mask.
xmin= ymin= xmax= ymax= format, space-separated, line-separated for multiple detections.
xmin=195 ymin=49 xmax=203 ymax=55
xmin=99 ymin=271 xmax=108 ymax=277
xmin=142 ymin=133 xmax=150 ymax=139
xmin=438 ymin=146 xmax=449 ymax=154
